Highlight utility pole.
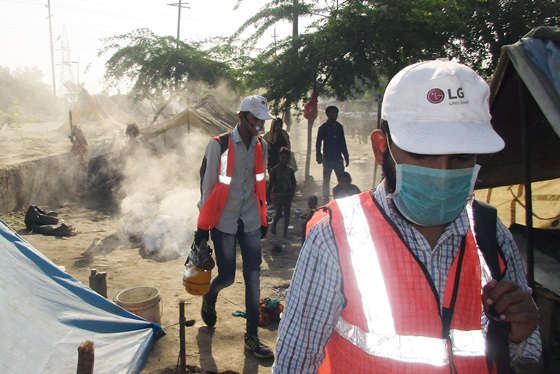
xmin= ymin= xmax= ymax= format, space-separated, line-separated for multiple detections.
xmin=46 ymin=0 xmax=56 ymax=98
xmin=272 ymin=28 xmax=277 ymax=55
xmin=292 ymin=0 xmax=299 ymax=45
xmin=57 ymin=26 xmax=75 ymax=99
xmin=167 ymin=1 xmax=191 ymax=47
xmin=72 ymin=58 xmax=80 ymax=87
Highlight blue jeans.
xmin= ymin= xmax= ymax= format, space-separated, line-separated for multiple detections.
xmin=322 ymin=158 xmax=345 ymax=200
xmin=205 ymin=227 xmax=262 ymax=336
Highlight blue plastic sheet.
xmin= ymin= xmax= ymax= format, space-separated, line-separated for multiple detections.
xmin=0 ymin=220 xmax=164 ymax=373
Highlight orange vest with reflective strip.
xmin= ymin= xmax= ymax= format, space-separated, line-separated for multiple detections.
xmin=307 ymin=192 xmax=504 ymax=374
xmin=197 ymin=133 xmax=267 ymax=230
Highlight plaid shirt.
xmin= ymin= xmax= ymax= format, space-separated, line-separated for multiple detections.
xmin=273 ymin=181 xmax=542 ymax=373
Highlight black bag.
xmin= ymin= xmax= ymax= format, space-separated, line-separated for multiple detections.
xmin=473 ymin=200 xmax=512 ymax=374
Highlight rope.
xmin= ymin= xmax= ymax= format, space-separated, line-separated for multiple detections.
xmin=507 ymin=186 xmax=560 ymax=221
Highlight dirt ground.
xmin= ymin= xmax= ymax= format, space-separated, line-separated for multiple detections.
xmin=2 ymin=121 xmax=560 ymax=373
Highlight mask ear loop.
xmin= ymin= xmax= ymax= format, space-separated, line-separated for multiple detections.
xmin=243 ymin=113 xmax=253 ymax=126
xmin=385 ymin=134 xmax=399 ymax=166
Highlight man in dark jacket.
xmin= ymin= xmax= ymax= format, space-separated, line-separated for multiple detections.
xmin=316 ymin=106 xmax=349 ymax=202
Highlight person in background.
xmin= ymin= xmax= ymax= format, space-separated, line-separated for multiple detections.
xmin=196 ymin=95 xmax=274 ymax=359
xmin=267 ymin=148 xmax=297 ymax=239
xmin=332 ymin=171 xmax=361 ymax=200
xmin=316 ymin=106 xmax=349 ymax=203
xmin=274 ymin=59 xmax=541 ymax=373
xmin=123 ymin=123 xmax=156 ymax=158
xmin=263 ymin=117 xmax=291 ymax=172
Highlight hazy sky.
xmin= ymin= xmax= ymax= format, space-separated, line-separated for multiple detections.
xmin=2 ymin=0 xmax=308 ymax=94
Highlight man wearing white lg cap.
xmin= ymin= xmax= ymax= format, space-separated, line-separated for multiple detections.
xmin=274 ymin=60 xmax=541 ymax=372
xmin=196 ymin=95 xmax=275 ymax=359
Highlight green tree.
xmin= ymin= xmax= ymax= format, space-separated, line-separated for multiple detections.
xmin=239 ymin=0 xmax=559 ymax=179
xmin=233 ymin=0 xmax=322 ymax=47
xmin=99 ymin=28 xmax=235 ymax=123
xmin=453 ymin=0 xmax=560 ymax=77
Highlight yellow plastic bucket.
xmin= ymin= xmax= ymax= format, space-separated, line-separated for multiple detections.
xmin=115 ymin=286 xmax=162 ymax=324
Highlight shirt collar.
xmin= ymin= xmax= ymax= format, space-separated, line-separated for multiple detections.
xmin=231 ymin=125 xmax=258 ymax=148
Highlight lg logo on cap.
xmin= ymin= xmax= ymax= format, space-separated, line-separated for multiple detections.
xmin=427 ymin=88 xmax=465 ymax=104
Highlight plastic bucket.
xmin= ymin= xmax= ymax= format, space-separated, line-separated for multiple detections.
xmin=115 ymin=286 xmax=162 ymax=324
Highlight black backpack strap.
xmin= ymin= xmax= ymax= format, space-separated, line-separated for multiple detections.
xmin=472 ymin=200 xmax=501 ymax=280
xmin=217 ymin=132 xmax=230 ymax=155
xmin=199 ymin=132 xmax=230 ymax=198
xmin=472 ymin=200 xmax=513 ymax=374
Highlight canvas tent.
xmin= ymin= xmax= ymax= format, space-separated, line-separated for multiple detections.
xmin=476 ymin=26 xmax=560 ymax=293
xmin=144 ymin=94 xmax=236 ymax=150
xmin=477 ymin=27 xmax=560 ymax=189
xmin=0 ymin=219 xmax=163 ymax=373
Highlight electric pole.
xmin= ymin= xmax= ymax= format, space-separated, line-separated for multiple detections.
xmin=272 ymin=28 xmax=277 ymax=55
xmin=47 ymin=0 xmax=56 ymax=98
xmin=58 ymin=26 xmax=75 ymax=99
xmin=167 ymin=1 xmax=191 ymax=47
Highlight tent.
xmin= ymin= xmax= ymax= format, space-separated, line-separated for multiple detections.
xmin=0 ymin=219 xmax=163 ymax=373
xmin=144 ymin=94 xmax=236 ymax=150
xmin=477 ymin=27 xmax=560 ymax=189
xmin=476 ymin=26 xmax=560 ymax=293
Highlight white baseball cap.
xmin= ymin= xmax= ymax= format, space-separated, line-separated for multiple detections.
xmin=381 ymin=59 xmax=505 ymax=154
xmin=238 ymin=95 xmax=274 ymax=120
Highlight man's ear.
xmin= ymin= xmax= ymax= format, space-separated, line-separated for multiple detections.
xmin=238 ymin=112 xmax=245 ymax=123
xmin=371 ymin=129 xmax=387 ymax=165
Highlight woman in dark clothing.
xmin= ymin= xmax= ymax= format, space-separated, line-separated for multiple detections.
xmin=263 ymin=117 xmax=291 ymax=171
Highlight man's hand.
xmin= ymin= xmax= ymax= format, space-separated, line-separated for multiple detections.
xmin=482 ymin=279 xmax=539 ymax=343
xmin=194 ymin=228 xmax=210 ymax=245
xmin=316 ymin=156 xmax=323 ymax=164
xmin=345 ymin=158 xmax=349 ymax=167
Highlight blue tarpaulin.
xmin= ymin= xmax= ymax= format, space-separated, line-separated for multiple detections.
xmin=0 ymin=219 xmax=164 ymax=373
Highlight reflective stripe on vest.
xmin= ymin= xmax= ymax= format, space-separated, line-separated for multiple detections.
xmin=329 ymin=193 xmax=489 ymax=368
xmin=218 ymin=148 xmax=232 ymax=184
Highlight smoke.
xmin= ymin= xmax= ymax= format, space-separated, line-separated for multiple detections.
xmin=119 ymin=128 xmax=211 ymax=260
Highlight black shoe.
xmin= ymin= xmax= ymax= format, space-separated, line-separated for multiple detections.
xmin=201 ymin=297 xmax=216 ymax=327
xmin=244 ymin=333 xmax=274 ymax=359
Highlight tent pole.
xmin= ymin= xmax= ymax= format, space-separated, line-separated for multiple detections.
xmin=179 ymin=301 xmax=186 ymax=373
xmin=519 ymin=78 xmax=535 ymax=288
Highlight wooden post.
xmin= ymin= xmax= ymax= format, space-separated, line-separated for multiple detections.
xmin=179 ymin=301 xmax=186 ymax=373
xmin=77 ymin=340 xmax=94 ymax=374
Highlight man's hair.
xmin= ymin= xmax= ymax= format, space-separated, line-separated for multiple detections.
xmin=379 ymin=120 xmax=396 ymax=193
xmin=325 ymin=106 xmax=339 ymax=115
xmin=274 ymin=117 xmax=283 ymax=125
xmin=126 ymin=123 xmax=140 ymax=137
xmin=307 ymin=195 xmax=318 ymax=209
xmin=338 ymin=171 xmax=352 ymax=183
xmin=279 ymin=147 xmax=291 ymax=158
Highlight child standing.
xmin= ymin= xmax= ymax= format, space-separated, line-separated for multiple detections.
xmin=266 ymin=148 xmax=297 ymax=238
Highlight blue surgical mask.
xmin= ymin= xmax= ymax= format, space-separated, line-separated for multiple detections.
xmin=388 ymin=147 xmax=480 ymax=226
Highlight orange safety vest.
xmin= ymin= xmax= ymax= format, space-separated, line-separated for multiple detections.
xmin=197 ymin=133 xmax=267 ymax=231
xmin=307 ymin=192 xmax=504 ymax=374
